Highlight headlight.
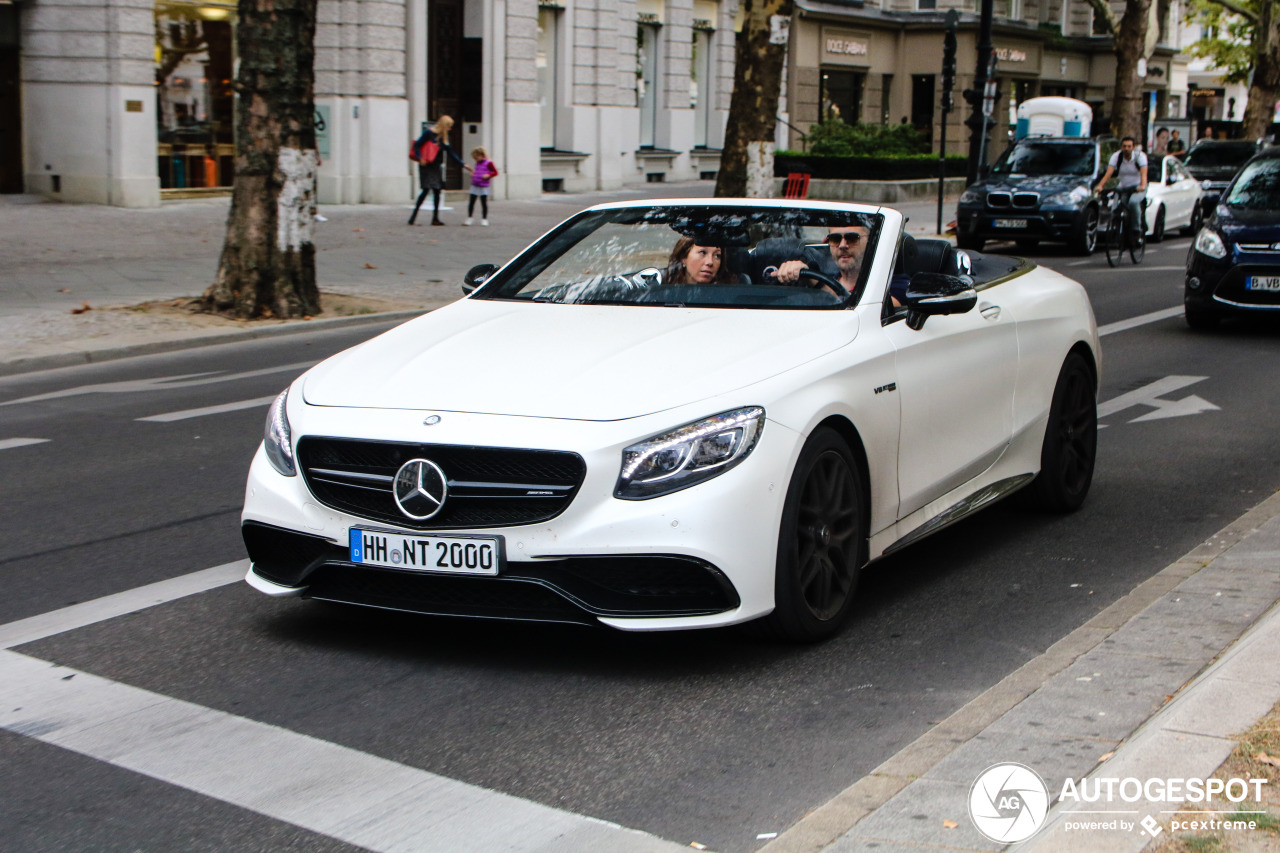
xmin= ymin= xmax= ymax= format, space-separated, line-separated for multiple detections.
xmin=263 ymin=388 xmax=296 ymax=476
xmin=1042 ymin=186 xmax=1090 ymax=206
xmin=1193 ymin=228 xmax=1228 ymax=260
xmin=615 ymin=406 xmax=764 ymax=500
xmin=959 ymin=188 xmax=983 ymax=206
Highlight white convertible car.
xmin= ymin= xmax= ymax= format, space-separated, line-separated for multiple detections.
xmin=242 ymin=200 xmax=1100 ymax=641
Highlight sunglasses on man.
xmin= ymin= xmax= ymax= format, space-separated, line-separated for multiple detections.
xmin=825 ymin=232 xmax=864 ymax=246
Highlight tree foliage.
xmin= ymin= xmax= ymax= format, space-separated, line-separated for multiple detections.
xmin=1184 ymin=0 xmax=1258 ymax=84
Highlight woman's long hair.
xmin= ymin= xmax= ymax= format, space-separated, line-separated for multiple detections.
xmin=666 ymin=236 xmax=735 ymax=284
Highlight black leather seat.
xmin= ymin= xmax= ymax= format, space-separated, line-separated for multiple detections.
xmin=898 ymin=235 xmax=970 ymax=279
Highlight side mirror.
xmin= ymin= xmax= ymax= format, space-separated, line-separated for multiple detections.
xmin=903 ymin=272 xmax=978 ymax=331
xmin=462 ymin=263 xmax=498 ymax=295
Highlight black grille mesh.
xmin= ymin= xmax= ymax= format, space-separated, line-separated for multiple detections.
xmin=298 ymin=437 xmax=586 ymax=530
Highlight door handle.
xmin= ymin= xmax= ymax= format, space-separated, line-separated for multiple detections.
xmin=980 ymin=303 xmax=1002 ymax=321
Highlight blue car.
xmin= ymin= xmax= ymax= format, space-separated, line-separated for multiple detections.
xmin=1185 ymin=148 xmax=1280 ymax=329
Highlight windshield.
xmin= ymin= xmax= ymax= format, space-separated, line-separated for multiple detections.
xmin=1186 ymin=143 xmax=1257 ymax=169
xmin=1223 ymin=159 xmax=1280 ymax=210
xmin=992 ymin=142 xmax=1095 ymax=177
xmin=472 ymin=205 xmax=885 ymax=309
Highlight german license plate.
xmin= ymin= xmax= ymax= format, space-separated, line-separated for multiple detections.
xmin=993 ymin=219 xmax=1028 ymax=229
xmin=349 ymin=528 xmax=502 ymax=575
xmin=1246 ymin=276 xmax=1280 ymax=292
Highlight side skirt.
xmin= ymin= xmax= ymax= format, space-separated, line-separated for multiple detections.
xmin=879 ymin=474 xmax=1035 ymax=557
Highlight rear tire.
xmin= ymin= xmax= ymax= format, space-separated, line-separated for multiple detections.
xmin=1104 ymin=215 xmax=1124 ymax=267
xmin=1069 ymin=206 xmax=1098 ymax=255
xmin=761 ymin=428 xmax=866 ymax=643
xmin=1028 ymin=353 xmax=1097 ymax=513
xmin=1129 ymin=221 xmax=1146 ymax=264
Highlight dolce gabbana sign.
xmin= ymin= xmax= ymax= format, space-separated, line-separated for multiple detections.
xmin=822 ymin=28 xmax=872 ymax=63
xmin=826 ymin=37 xmax=868 ymax=56
xmin=995 ymin=47 xmax=1029 ymax=62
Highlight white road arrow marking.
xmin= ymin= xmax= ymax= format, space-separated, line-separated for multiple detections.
xmin=0 ymin=438 xmax=51 ymax=451
xmin=1098 ymin=375 xmax=1220 ymax=423
xmin=137 ymin=396 xmax=278 ymax=423
xmin=0 ymin=361 xmax=315 ymax=407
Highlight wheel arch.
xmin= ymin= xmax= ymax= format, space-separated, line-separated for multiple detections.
xmin=1067 ymin=340 xmax=1100 ymax=393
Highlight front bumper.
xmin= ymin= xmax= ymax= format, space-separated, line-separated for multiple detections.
xmin=1185 ymin=247 xmax=1280 ymax=315
xmin=956 ymin=205 xmax=1082 ymax=242
xmin=241 ymin=402 xmax=799 ymax=631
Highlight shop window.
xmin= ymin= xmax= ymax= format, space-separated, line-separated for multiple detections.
xmin=537 ymin=7 xmax=561 ymax=149
xmin=820 ymin=68 xmax=865 ymax=125
xmin=917 ymin=0 xmax=937 ymax=9
xmin=155 ymin=0 xmax=236 ymax=190
xmin=911 ymin=74 xmax=935 ymax=142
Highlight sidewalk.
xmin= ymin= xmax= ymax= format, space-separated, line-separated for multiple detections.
xmin=0 ymin=184 xmax=956 ymax=374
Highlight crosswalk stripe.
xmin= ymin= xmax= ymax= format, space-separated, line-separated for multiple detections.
xmin=137 ymin=396 xmax=278 ymax=423
xmin=0 ymin=563 xmax=688 ymax=851
xmin=0 ymin=438 xmax=50 ymax=451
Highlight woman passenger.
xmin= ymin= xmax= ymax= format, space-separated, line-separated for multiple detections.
xmin=666 ymin=236 xmax=738 ymax=284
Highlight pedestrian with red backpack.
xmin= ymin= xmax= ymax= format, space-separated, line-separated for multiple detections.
xmin=464 ymin=147 xmax=499 ymax=226
xmin=408 ymin=115 xmax=469 ymax=226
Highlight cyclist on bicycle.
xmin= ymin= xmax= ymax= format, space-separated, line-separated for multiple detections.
xmin=1095 ymin=136 xmax=1149 ymax=234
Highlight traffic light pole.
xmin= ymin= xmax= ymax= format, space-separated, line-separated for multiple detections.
xmin=937 ymin=10 xmax=958 ymax=235
xmin=965 ymin=0 xmax=995 ymax=187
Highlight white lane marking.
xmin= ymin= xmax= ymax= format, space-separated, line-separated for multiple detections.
xmin=1098 ymin=375 xmax=1218 ymax=422
xmin=137 ymin=396 xmax=277 ymax=423
xmin=0 ymin=561 xmax=247 ymax=649
xmin=1 ymin=362 xmax=314 ymax=407
xmin=1098 ymin=306 xmax=1182 ymax=336
xmin=0 ymin=651 xmax=686 ymax=852
xmin=0 ymin=438 xmax=51 ymax=451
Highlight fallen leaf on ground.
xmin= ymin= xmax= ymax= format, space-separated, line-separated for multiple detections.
xmin=71 ymin=301 xmax=92 ymax=314
xmin=1256 ymin=751 xmax=1280 ymax=768
xmin=364 ymin=263 xmax=378 ymax=269
xmin=353 ymin=228 xmax=364 ymax=232
xmin=57 ymin=288 xmax=70 ymax=293
xmin=1097 ymin=751 xmax=1115 ymax=763
xmin=943 ymin=820 xmax=959 ymax=829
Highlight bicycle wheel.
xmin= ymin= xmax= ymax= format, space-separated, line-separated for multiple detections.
xmin=1128 ymin=219 xmax=1145 ymax=264
xmin=1104 ymin=212 xmax=1124 ymax=267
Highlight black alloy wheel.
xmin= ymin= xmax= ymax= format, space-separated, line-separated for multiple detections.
xmin=764 ymin=428 xmax=866 ymax=642
xmin=1151 ymin=206 xmax=1166 ymax=243
xmin=1029 ymin=353 xmax=1097 ymax=512
xmin=1070 ymin=206 xmax=1099 ymax=255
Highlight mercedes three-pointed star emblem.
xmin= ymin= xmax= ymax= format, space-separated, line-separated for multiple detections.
xmin=392 ymin=458 xmax=448 ymax=520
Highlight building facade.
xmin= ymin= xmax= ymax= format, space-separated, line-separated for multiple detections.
xmin=0 ymin=0 xmax=1218 ymax=207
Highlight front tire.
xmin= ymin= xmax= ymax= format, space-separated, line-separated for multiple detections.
xmin=1150 ymin=205 xmax=1166 ymax=242
xmin=1069 ymin=206 xmax=1099 ymax=255
xmin=763 ymin=428 xmax=866 ymax=642
xmin=1181 ymin=201 xmax=1203 ymax=236
xmin=1028 ymin=353 xmax=1097 ymax=512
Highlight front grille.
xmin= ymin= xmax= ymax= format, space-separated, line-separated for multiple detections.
xmin=1238 ymin=244 xmax=1280 ymax=254
xmin=987 ymin=192 xmax=1012 ymax=208
xmin=1013 ymin=192 xmax=1040 ymax=209
xmin=298 ymin=437 xmax=587 ymax=530
xmin=1210 ymin=265 xmax=1280 ymax=307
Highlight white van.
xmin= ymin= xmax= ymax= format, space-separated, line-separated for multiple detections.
xmin=1015 ymin=97 xmax=1092 ymax=140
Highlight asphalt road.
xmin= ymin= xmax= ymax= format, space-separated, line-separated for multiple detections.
xmin=3 ymin=231 xmax=1280 ymax=853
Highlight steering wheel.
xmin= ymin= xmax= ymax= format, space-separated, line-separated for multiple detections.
xmin=797 ymin=268 xmax=849 ymax=299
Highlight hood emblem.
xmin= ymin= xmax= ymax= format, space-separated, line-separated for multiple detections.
xmin=423 ymin=415 xmax=442 ymax=426
xmin=393 ymin=458 xmax=448 ymax=520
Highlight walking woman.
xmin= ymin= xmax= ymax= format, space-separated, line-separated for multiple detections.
xmin=409 ymin=116 xmax=469 ymax=226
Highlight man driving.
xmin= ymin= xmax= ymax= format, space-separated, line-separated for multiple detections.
xmin=774 ymin=224 xmax=909 ymax=304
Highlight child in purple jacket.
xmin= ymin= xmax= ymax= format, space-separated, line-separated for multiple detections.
xmin=464 ymin=147 xmax=499 ymax=226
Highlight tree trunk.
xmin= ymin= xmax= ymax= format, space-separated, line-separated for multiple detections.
xmin=1243 ymin=1 xmax=1280 ymax=140
xmin=203 ymin=0 xmax=320 ymax=319
xmin=1110 ymin=0 xmax=1153 ymax=140
xmin=714 ymin=0 xmax=793 ymax=198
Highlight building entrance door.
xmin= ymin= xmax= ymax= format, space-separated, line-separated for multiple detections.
xmin=428 ymin=0 xmax=464 ymax=189
xmin=0 ymin=5 xmax=23 ymax=194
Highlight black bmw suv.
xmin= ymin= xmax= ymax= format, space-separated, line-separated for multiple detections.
xmin=955 ymin=137 xmax=1118 ymax=254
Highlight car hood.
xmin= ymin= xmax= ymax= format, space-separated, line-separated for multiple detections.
xmin=975 ymin=174 xmax=1091 ymax=195
xmin=1215 ymin=207 xmax=1280 ymax=243
xmin=302 ymin=299 xmax=858 ymax=421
